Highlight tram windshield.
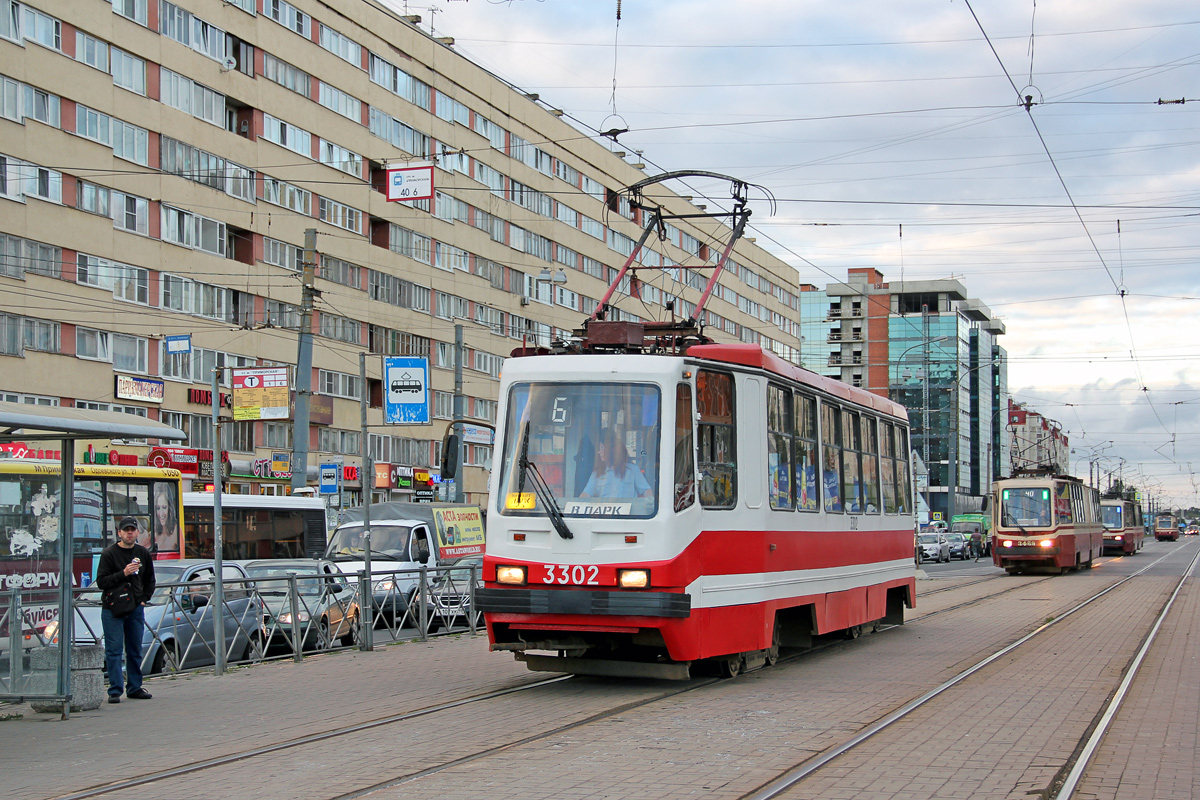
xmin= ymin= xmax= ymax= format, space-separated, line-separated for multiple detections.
xmin=1155 ymin=515 xmax=1175 ymax=530
xmin=498 ymin=382 xmax=661 ymax=519
xmin=1102 ymin=505 xmax=1123 ymax=530
xmin=999 ymin=487 xmax=1052 ymax=528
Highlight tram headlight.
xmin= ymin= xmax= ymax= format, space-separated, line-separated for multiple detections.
xmin=496 ymin=565 xmax=527 ymax=585
xmin=1114 ymin=535 xmax=1123 ymax=541
xmin=1002 ymin=540 xmax=1014 ymax=548
xmin=1039 ymin=539 xmax=1054 ymax=548
xmin=618 ymin=569 xmax=649 ymax=589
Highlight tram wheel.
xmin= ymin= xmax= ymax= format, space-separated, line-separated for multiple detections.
xmin=764 ymin=620 xmax=781 ymax=667
xmin=718 ymin=656 xmax=742 ymax=679
xmin=844 ymin=624 xmax=863 ymax=640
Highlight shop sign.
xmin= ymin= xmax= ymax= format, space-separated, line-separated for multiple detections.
xmin=82 ymin=444 xmax=139 ymax=466
xmin=187 ymin=388 xmax=232 ymax=408
xmin=342 ymin=465 xmax=359 ymax=482
xmin=0 ymin=442 xmax=61 ymax=460
xmin=250 ymin=457 xmax=291 ymax=480
xmin=292 ymin=392 xmax=333 ymax=426
xmin=114 ymin=375 xmax=165 ymax=404
xmin=148 ymin=446 xmax=228 ymax=476
xmin=374 ymin=463 xmax=393 ymax=489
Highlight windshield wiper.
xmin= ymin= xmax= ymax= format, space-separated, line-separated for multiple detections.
xmin=516 ymin=422 xmax=573 ymax=540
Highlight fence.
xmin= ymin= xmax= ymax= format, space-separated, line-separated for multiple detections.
xmin=0 ymin=562 xmax=481 ymax=693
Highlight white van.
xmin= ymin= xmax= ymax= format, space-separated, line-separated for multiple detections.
xmin=324 ymin=502 xmax=482 ymax=624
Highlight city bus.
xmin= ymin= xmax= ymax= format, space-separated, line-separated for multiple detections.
xmin=0 ymin=461 xmax=184 ymax=588
xmin=182 ymin=493 xmax=330 ymax=560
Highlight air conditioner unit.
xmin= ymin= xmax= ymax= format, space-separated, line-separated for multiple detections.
xmin=239 ymin=120 xmax=249 ymax=135
xmin=520 ymin=296 xmax=530 ymax=306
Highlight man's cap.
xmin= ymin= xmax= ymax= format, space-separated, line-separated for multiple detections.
xmin=118 ymin=516 xmax=140 ymax=531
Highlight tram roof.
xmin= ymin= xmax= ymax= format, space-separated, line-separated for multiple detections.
xmin=0 ymin=400 xmax=186 ymax=443
xmin=688 ymin=344 xmax=909 ymax=421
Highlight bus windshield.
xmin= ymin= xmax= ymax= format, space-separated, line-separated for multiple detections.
xmin=497 ymin=382 xmax=661 ymax=519
xmin=1000 ymin=487 xmax=1051 ymax=528
xmin=1102 ymin=505 xmax=1123 ymax=529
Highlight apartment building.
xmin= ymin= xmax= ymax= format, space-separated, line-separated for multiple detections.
xmin=0 ymin=0 xmax=804 ymax=503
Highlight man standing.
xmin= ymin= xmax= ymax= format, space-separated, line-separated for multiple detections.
xmin=96 ymin=517 xmax=156 ymax=703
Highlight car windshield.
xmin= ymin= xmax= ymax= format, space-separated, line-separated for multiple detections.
xmin=497 ymin=381 xmax=661 ymax=520
xmin=918 ymin=534 xmax=939 ymax=544
xmin=147 ymin=567 xmax=186 ymax=604
xmin=325 ymin=524 xmax=412 ymax=559
xmin=440 ymin=556 xmax=482 ymax=584
xmin=245 ymin=566 xmax=326 ymax=595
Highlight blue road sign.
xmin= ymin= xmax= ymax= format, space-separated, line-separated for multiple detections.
xmin=383 ymin=357 xmax=430 ymax=424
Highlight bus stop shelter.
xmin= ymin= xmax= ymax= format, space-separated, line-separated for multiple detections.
xmin=0 ymin=401 xmax=185 ymax=718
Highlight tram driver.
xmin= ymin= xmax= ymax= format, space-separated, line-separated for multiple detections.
xmin=581 ymin=429 xmax=653 ymax=500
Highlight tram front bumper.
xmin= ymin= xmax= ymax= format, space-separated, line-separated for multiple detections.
xmin=476 ymin=587 xmax=691 ymax=618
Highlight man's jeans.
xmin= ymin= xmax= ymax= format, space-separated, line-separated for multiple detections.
xmin=101 ymin=605 xmax=145 ymax=698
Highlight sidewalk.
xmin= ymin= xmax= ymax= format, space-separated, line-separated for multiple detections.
xmin=0 ymin=632 xmax=528 ymax=799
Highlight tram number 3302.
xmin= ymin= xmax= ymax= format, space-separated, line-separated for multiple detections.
xmin=542 ymin=565 xmax=601 ymax=585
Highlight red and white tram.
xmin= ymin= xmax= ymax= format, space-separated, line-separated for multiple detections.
xmin=1100 ymin=497 xmax=1144 ymax=555
xmin=1153 ymin=513 xmax=1180 ymax=542
xmin=476 ymin=341 xmax=916 ymax=679
xmin=991 ymin=471 xmax=1104 ymax=575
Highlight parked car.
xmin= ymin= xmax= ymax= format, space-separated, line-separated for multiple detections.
xmin=917 ymin=533 xmax=950 ymax=563
xmin=417 ymin=556 xmax=483 ymax=634
xmin=239 ymin=559 xmax=360 ymax=652
xmin=57 ymin=560 xmax=265 ymax=675
xmin=945 ymin=531 xmax=971 ymax=560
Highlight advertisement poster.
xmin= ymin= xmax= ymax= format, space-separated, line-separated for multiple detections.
xmin=432 ymin=506 xmax=485 ymax=560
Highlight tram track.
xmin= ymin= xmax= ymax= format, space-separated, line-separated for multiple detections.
xmin=46 ymin=546 xmax=1188 ymax=800
xmin=737 ymin=544 xmax=1197 ymax=800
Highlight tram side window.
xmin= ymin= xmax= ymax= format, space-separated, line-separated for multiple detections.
xmin=861 ymin=416 xmax=880 ymax=514
xmin=841 ymin=411 xmax=863 ymax=513
xmin=767 ymin=384 xmax=793 ymax=510
xmin=696 ymin=369 xmax=736 ymax=508
xmin=821 ymin=403 xmax=843 ymax=513
xmin=1054 ymin=482 xmax=1073 ymax=524
xmin=880 ymin=421 xmax=897 ymax=513
xmin=673 ymin=383 xmax=696 ymax=512
xmin=794 ymin=392 xmax=819 ymax=511
xmin=895 ymin=425 xmax=912 ymax=514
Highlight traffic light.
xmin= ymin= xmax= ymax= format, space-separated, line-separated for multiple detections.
xmin=441 ymin=432 xmax=459 ymax=480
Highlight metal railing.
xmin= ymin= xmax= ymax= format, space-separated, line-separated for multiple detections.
xmin=0 ymin=562 xmax=481 ymax=691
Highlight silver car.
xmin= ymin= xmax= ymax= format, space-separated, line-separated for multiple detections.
xmin=240 ymin=559 xmax=360 ymax=651
xmin=64 ymin=560 xmax=265 ymax=675
xmin=917 ymin=533 xmax=950 ymax=563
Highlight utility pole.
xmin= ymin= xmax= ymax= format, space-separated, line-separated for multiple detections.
xmin=292 ymin=228 xmax=318 ymax=494
xmin=453 ymin=323 xmax=465 ymax=503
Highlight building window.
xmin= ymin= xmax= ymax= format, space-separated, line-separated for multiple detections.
xmin=262 ymin=114 xmax=312 ymax=158
xmin=77 ymin=254 xmax=148 ymax=304
xmin=318 ymin=369 xmax=360 ymax=400
xmin=317 ymin=197 xmax=362 ymax=234
xmin=110 ymin=48 xmax=145 ymax=94
xmin=263 ymin=52 xmax=310 ymax=96
xmin=111 ymin=0 xmax=148 ymax=27
xmin=264 ymin=0 xmax=308 ymax=36
xmin=318 ymin=81 xmax=361 ymax=121
xmin=262 ymin=177 xmax=311 ymax=215
xmin=161 ymin=206 xmax=226 ymax=256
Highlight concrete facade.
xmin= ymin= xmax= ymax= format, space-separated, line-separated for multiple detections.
xmin=0 ymin=0 xmax=803 ymax=504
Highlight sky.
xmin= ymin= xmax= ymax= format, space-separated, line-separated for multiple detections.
xmin=383 ymin=0 xmax=1200 ymax=509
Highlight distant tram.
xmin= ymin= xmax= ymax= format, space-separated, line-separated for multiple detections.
xmin=1099 ymin=497 xmax=1144 ymax=555
xmin=1153 ymin=513 xmax=1180 ymax=542
xmin=991 ymin=471 xmax=1104 ymax=575
xmin=477 ymin=171 xmax=917 ymax=679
